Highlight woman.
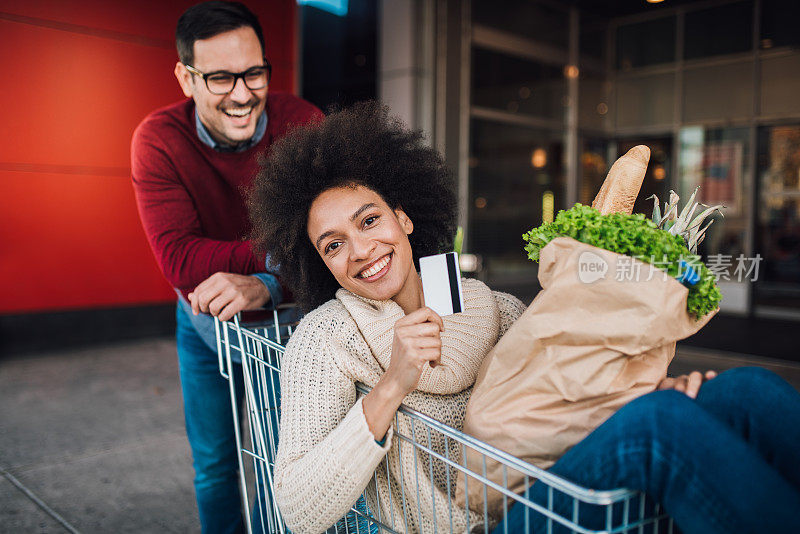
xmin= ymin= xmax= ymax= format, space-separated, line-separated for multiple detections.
xmin=248 ymin=102 xmax=800 ymax=534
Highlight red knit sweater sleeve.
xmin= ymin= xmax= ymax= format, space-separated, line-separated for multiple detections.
xmin=131 ymin=124 xmax=261 ymax=293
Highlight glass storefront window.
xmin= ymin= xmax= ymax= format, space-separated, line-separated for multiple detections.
xmin=472 ymin=0 xmax=568 ymax=48
xmin=760 ymin=52 xmax=800 ymax=116
xmin=580 ymin=11 xmax=608 ymax=62
xmin=468 ymin=119 xmax=565 ymax=292
xmin=616 ymin=16 xmax=675 ymax=70
xmin=683 ymin=61 xmax=753 ymax=122
xmin=615 ymin=73 xmax=675 ymax=128
xmin=684 ymin=2 xmax=753 ymax=60
xmin=755 ymin=125 xmax=800 ymax=311
xmin=578 ymin=74 xmax=609 ymax=131
xmin=679 ymin=126 xmax=751 ymax=312
xmin=471 ymin=48 xmax=566 ymax=121
xmin=760 ymin=0 xmax=800 ymax=49
xmin=579 ymin=138 xmax=610 ymax=206
xmin=459 ymin=0 xmax=800 ymax=318
xmin=300 ymin=0 xmax=376 ymax=109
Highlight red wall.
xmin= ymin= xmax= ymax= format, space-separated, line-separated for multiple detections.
xmin=0 ymin=0 xmax=297 ymax=313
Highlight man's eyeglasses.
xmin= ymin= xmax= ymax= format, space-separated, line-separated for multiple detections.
xmin=184 ymin=60 xmax=272 ymax=95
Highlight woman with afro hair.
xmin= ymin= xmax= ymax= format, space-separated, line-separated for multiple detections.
xmin=247 ymin=101 xmax=800 ymax=534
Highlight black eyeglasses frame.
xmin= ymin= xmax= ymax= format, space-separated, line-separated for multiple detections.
xmin=183 ymin=59 xmax=272 ymax=95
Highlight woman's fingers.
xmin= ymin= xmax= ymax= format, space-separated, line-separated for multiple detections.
xmin=400 ymin=335 xmax=441 ymax=366
xmin=685 ymin=371 xmax=704 ymax=399
xmin=658 ymin=370 xmax=718 ymax=398
xmin=657 ymin=377 xmax=675 ymax=390
xmin=418 ymin=348 xmax=442 ymax=368
xmin=400 ymin=306 xmax=444 ymax=331
xmin=413 ymin=335 xmax=442 ymax=349
xmin=673 ymin=377 xmax=687 ymax=393
xmin=396 ymin=322 xmax=442 ymax=339
xmin=388 ymin=307 xmax=446 ymax=392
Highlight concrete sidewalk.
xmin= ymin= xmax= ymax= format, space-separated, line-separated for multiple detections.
xmin=0 ymin=338 xmax=197 ymax=533
xmin=2 ymin=337 xmax=799 ymax=533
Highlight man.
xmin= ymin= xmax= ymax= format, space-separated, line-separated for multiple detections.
xmin=131 ymin=2 xmax=322 ymax=532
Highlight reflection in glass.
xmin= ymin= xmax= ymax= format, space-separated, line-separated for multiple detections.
xmin=755 ymin=125 xmax=800 ymax=310
xmin=679 ymin=126 xmax=750 ymax=275
xmin=472 ymin=48 xmax=566 ymax=121
xmin=468 ymin=120 xmax=565 ymax=288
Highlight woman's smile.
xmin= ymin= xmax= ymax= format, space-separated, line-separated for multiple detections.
xmin=356 ymin=253 xmax=392 ymax=280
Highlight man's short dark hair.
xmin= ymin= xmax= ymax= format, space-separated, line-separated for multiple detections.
xmin=176 ymin=1 xmax=265 ymax=66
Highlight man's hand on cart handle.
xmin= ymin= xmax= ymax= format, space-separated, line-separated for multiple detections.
xmin=188 ymin=272 xmax=271 ymax=322
xmin=658 ymin=370 xmax=717 ymax=399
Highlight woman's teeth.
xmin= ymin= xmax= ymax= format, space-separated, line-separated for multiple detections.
xmin=359 ymin=255 xmax=390 ymax=278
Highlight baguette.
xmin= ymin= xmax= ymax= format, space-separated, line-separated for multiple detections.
xmin=592 ymin=145 xmax=650 ymax=215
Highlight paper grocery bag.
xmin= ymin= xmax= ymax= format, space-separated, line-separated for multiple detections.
xmin=456 ymin=237 xmax=715 ymax=519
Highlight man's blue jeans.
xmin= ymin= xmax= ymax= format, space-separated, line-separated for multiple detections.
xmin=496 ymin=367 xmax=800 ymax=534
xmin=176 ymin=304 xmax=247 ymax=534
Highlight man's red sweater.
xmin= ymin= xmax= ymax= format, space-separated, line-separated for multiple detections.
xmin=131 ymin=93 xmax=323 ymax=299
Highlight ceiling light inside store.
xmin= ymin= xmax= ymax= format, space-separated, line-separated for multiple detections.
xmin=564 ymin=65 xmax=579 ymax=79
xmin=531 ymin=148 xmax=547 ymax=168
xmin=646 ymin=0 xmax=665 ymax=3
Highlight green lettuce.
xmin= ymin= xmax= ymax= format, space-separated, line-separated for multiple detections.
xmin=522 ymin=204 xmax=721 ymax=318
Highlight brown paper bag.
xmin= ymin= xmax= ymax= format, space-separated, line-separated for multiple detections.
xmin=457 ymin=237 xmax=715 ymax=519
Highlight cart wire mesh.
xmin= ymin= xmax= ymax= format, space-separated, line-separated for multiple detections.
xmin=215 ymin=310 xmax=674 ymax=534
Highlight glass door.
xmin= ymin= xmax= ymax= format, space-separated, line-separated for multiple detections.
xmin=754 ymin=124 xmax=800 ymax=315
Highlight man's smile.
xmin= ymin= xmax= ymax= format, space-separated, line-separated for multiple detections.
xmin=222 ymin=106 xmax=252 ymax=117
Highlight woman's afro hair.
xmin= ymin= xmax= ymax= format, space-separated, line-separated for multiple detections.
xmin=247 ymin=100 xmax=458 ymax=312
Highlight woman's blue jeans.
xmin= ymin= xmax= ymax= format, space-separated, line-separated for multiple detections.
xmin=495 ymin=367 xmax=800 ymax=534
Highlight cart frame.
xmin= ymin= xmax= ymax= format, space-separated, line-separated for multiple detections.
xmin=215 ymin=310 xmax=675 ymax=534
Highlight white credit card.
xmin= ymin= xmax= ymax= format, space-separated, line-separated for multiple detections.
xmin=419 ymin=252 xmax=464 ymax=316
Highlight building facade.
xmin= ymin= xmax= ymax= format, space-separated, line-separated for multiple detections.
xmin=370 ymin=0 xmax=799 ymax=321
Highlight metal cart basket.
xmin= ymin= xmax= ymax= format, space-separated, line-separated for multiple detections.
xmin=215 ymin=309 xmax=675 ymax=534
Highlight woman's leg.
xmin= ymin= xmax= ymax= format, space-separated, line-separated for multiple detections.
xmin=497 ymin=389 xmax=800 ymax=534
xmin=695 ymin=367 xmax=800 ymax=489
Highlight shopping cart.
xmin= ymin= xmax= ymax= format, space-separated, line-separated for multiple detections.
xmin=215 ymin=308 xmax=675 ymax=534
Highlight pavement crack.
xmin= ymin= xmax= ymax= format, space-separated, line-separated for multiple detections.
xmin=1 ymin=464 xmax=82 ymax=534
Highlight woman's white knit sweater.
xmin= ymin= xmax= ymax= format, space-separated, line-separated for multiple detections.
xmin=274 ymin=278 xmax=525 ymax=534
